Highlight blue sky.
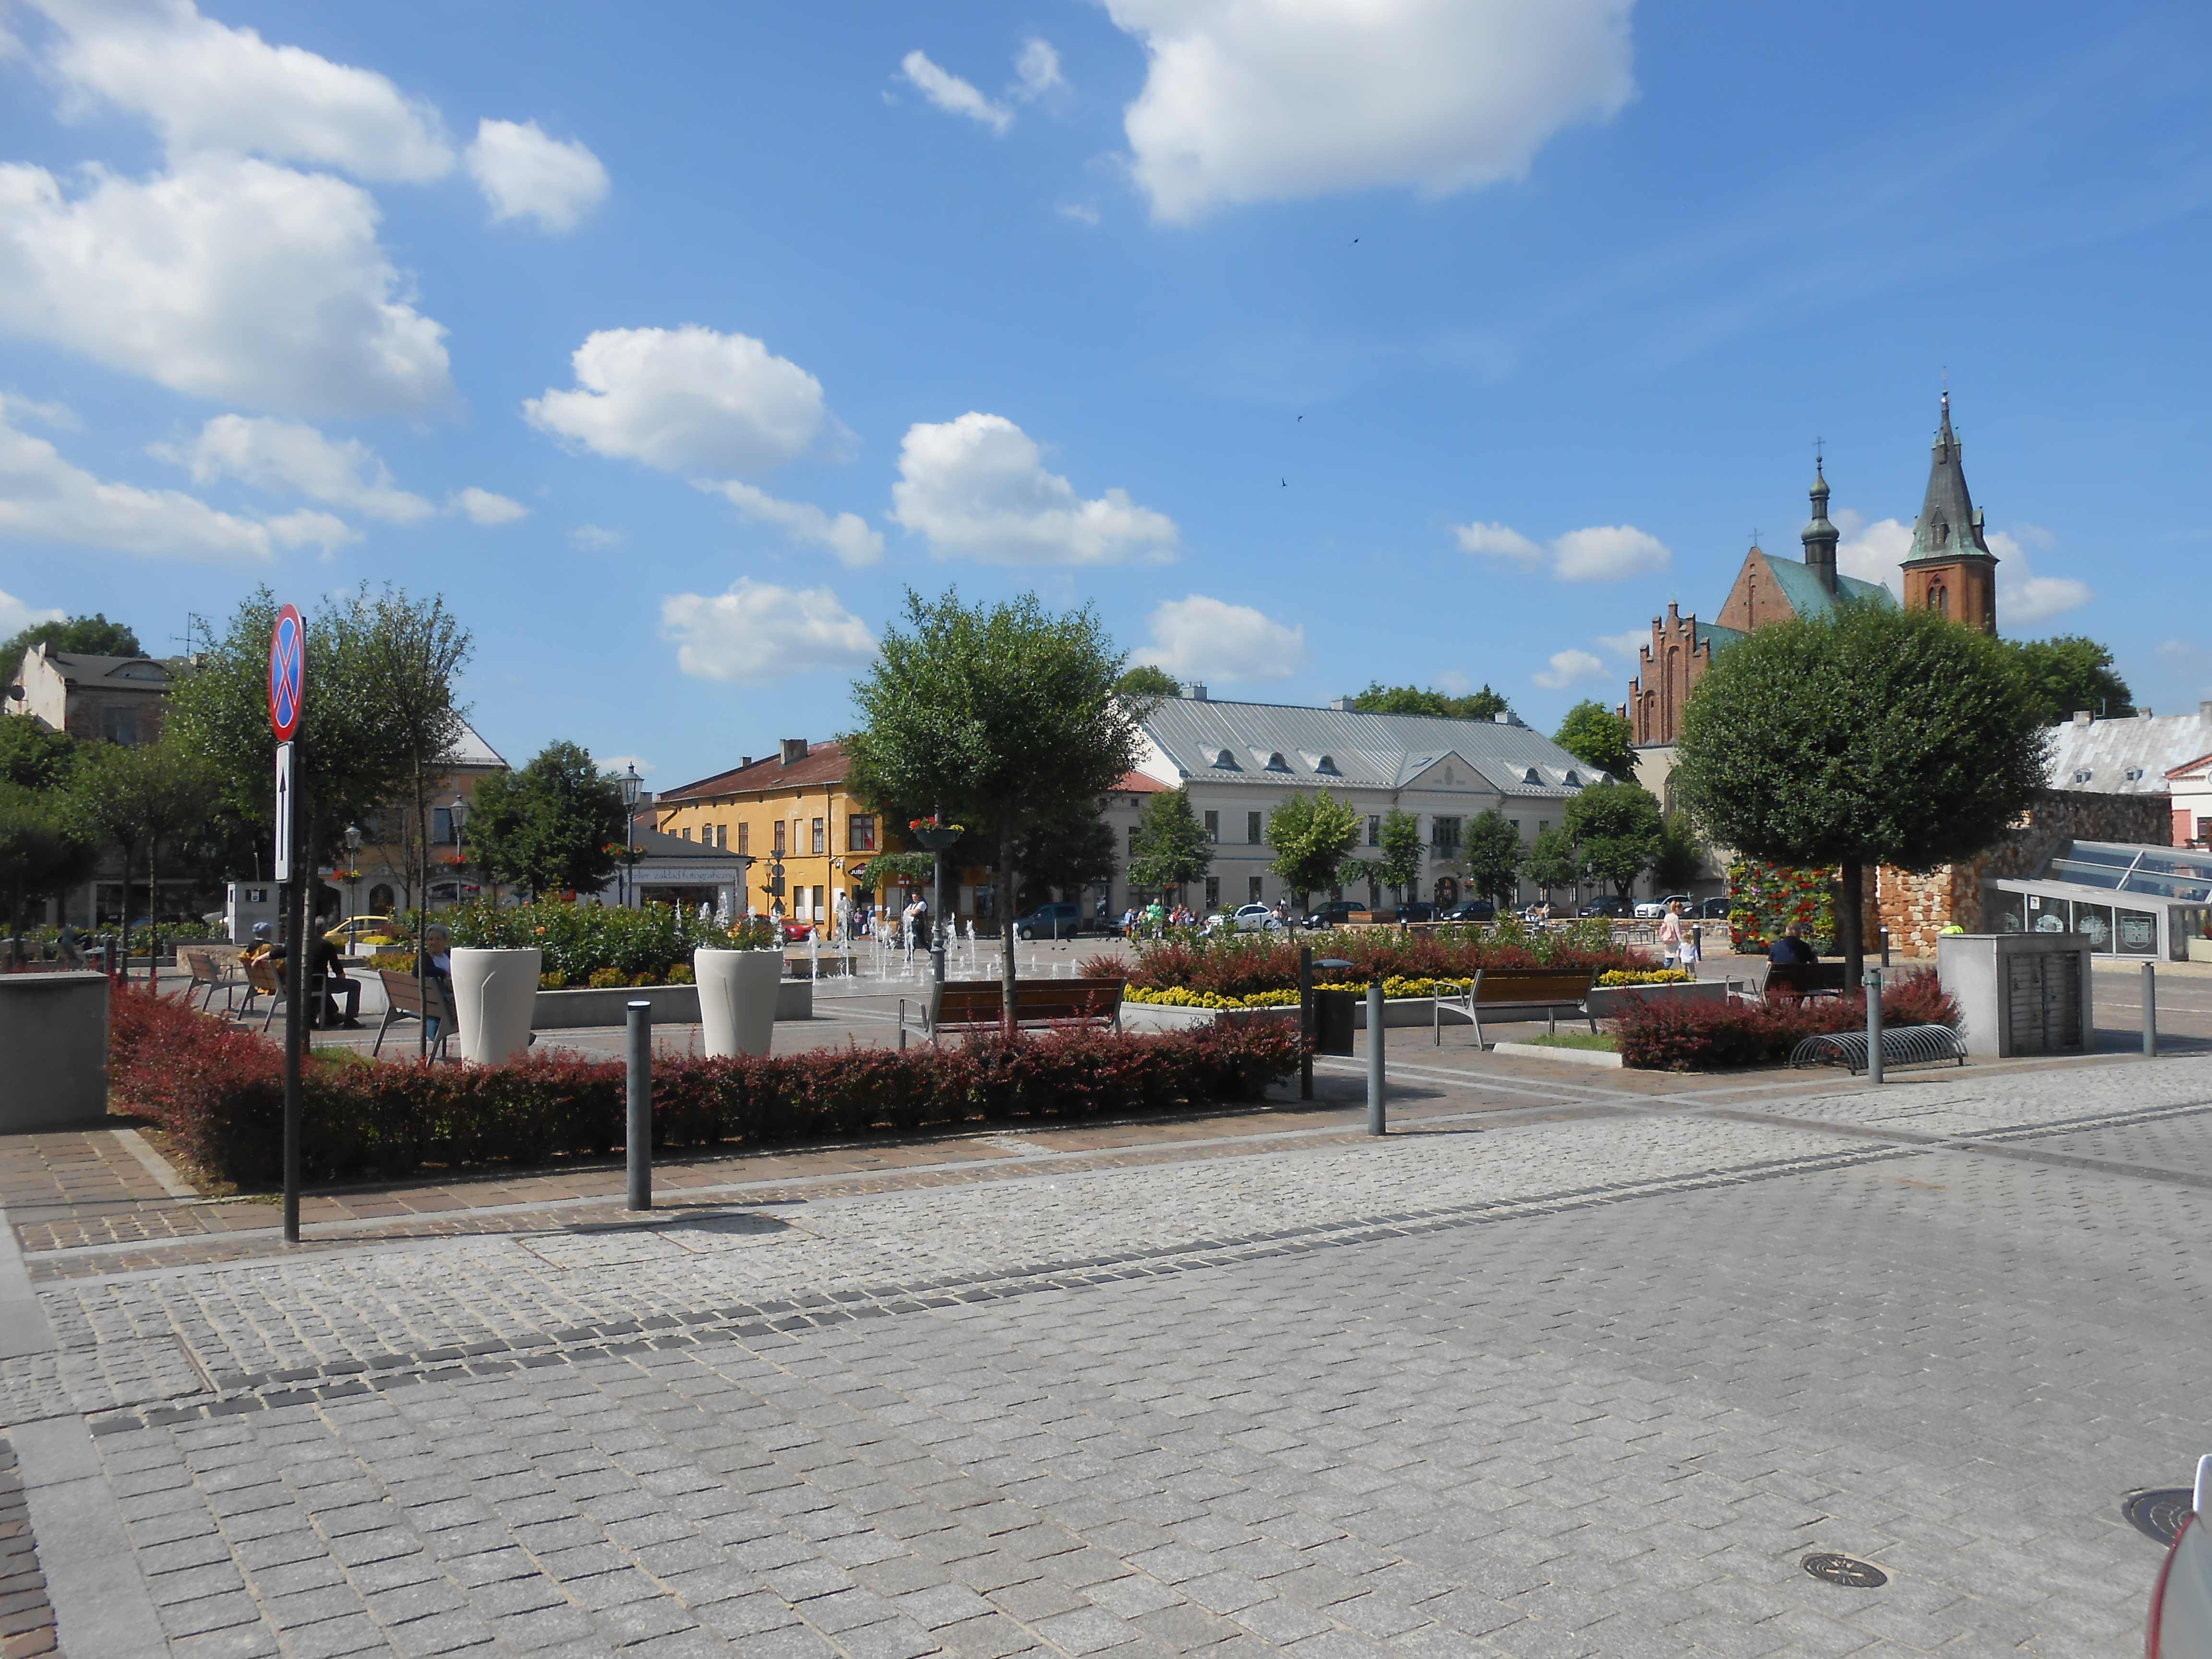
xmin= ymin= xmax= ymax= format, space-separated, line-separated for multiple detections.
xmin=2 ymin=0 xmax=2208 ymax=789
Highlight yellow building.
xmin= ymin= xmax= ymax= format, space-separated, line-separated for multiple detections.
xmin=653 ymin=739 xmax=886 ymax=929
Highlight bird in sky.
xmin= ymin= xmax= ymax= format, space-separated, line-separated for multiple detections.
xmin=1297 ymin=415 xmax=1304 ymax=421
xmin=1280 ymin=477 xmax=1287 ymax=487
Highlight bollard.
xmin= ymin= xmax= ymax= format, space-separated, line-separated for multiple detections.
xmin=1880 ymin=926 xmax=1891 ymax=968
xmin=1865 ymin=967 xmax=1884 ymax=1086
xmin=625 ymin=999 xmax=652 ymax=1211
xmin=1298 ymin=947 xmax=1314 ymax=1101
xmin=1367 ymin=980 xmax=1386 ymax=1135
xmin=2144 ymin=960 xmax=2159 ymax=1059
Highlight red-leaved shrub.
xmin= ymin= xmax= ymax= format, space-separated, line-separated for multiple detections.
xmin=1084 ymin=928 xmax=1637 ymax=999
xmin=1614 ymin=971 xmax=1957 ymax=1070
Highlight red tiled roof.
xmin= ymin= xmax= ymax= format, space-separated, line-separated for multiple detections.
xmin=1112 ymin=771 xmax=1168 ymax=794
xmin=661 ymin=740 xmax=851 ymax=800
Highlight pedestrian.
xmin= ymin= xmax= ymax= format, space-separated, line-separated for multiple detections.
xmin=310 ymin=912 xmax=361 ymax=1027
xmin=1657 ymin=900 xmax=1685 ymax=967
xmin=414 ymin=924 xmax=455 ymax=1045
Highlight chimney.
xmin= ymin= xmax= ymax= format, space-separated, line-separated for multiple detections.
xmin=1492 ymin=711 xmax=1510 ymax=724
xmin=779 ymin=737 xmax=808 ymax=766
xmin=2201 ymin=700 xmax=2212 ymax=720
xmin=1186 ymin=684 xmax=1207 ymax=701
xmin=2073 ymin=710 xmax=2092 ymax=726
xmin=740 ymin=756 xmax=752 ymax=769
xmin=1330 ymin=696 xmax=1351 ymax=710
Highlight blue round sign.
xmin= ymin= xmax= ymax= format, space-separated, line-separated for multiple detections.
xmin=268 ymin=604 xmax=304 ymax=740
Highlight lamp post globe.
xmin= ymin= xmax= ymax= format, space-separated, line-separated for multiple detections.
xmin=619 ymin=764 xmax=643 ymax=908
xmin=343 ymin=824 xmax=363 ymax=941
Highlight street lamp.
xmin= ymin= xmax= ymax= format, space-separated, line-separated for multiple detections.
xmin=619 ymin=764 xmax=643 ymax=908
xmin=447 ymin=795 xmax=469 ymax=905
xmin=343 ymin=823 xmax=362 ymax=947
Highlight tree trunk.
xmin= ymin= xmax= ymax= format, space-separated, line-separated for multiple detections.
xmin=117 ymin=838 xmax=134 ymax=985
xmin=415 ymin=776 xmax=430 ymax=1061
xmin=146 ymin=836 xmax=158 ymax=987
xmin=999 ymin=824 xmax=1019 ymax=1038
xmin=1839 ymin=859 xmax=1864 ymax=995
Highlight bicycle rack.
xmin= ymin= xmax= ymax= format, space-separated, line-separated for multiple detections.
xmin=1788 ymin=1024 xmax=1967 ymax=1076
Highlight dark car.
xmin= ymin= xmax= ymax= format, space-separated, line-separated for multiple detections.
xmin=1582 ymin=895 xmax=1633 ymax=919
xmin=1395 ymin=902 xmax=1439 ymax=924
xmin=1304 ymin=900 xmax=1366 ymax=929
xmin=1444 ymin=899 xmax=1496 ymax=923
xmin=1694 ymin=896 xmax=1731 ymax=920
xmin=1012 ymin=901 xmax=1109 ymax=940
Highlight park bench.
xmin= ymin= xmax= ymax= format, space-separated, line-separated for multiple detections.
xmin=1431 ymin=966 xmax=1599 ymax=1047
xmin=181 ymin=947 xmax=245 ymax=1012
xmin=906 ymin=977 xmax=1125 ymax=1043
xmin=374 ymin=969 xmax=455 ymax=1060
xmin=1761 ymin=961 xmax=1848 ymax=1001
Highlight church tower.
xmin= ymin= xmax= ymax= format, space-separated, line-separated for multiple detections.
xmin=1898 ymin=391 xmax=1997 ymax=633
xmin=1800 ymin=456 xmax=1839 ymax=593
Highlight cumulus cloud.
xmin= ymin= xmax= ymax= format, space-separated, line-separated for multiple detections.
xmin=1103 ymin=0 xmax=1636 ymax=223
xmin=570 ymin=523 xmax=624 ymax=550
xmin=451 ymin=486 xmax=527 ymax=526
xmin=1833 ymin=509 xmax=1910 ymax=596
xmin=1012 ymin=38 xmax=1064 ymax=101
xmin=525 ymin=325 xmax=828 ymax=476
xmin=900 ymin=50 xmax=1012 ymax=135
xmin=0 ymin=395 xmax=351 ymax=560
xmin=466 ymin=118 xmax=608 ymax=232
xmin=891 ymin=413 xmax=1178 ymax=565
xmin=153 ymin=414 xmax=434 ymax=521
xmin=0 ymin=156 xmax=453 ymax=416
xmin=696 ymin=479 xmax=882 ymax=568
xmin=1532 ymin=648 xmax=1607 ymax=689
xmin=661 ymin=579 xmax=876 ymax=684
xmin=1834 ymin=509 xmax=2093 ymax=624
xmin=1456 ymin=518 xmax=1669 ymax=581
xmin=31 ymin=0 xmax=454 ymax=180
xmin=0 ymin=587 xmax=65 ymax=638
xmin=1135 ymin=594 xmax=1306 ymax=683
xmin=1596 ymin=627 xmax=1648 ymax=660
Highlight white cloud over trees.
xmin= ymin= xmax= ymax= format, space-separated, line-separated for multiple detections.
xmin=1455 ymin=518 xmax=1669 ymax=581
xmin=890 ymin=413 xmax=1178 ymax=565
xmin=1135 ymin=594 xmax=1306 ymax=683
xmin=661 ymin=579 xmax=876 ymax=684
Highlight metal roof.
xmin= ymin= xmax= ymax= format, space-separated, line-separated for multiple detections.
xmin=2044 ymin=708 xmax=2212 ymax=794
xmin=1756 ymin=555 xmax=1892 ymax=621
xmin=1904 ymin=392 xmax=1994 ymax=566
xmin=1138 ymin=697 xmax=1604 ymax=799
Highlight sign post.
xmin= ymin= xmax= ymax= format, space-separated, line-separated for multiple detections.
xmin=268 ymin=605 xmax=305 ymax=1244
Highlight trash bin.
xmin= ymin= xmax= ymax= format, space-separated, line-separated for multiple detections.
xmin=1313 ymin=988 xmax=1357 ymax=1056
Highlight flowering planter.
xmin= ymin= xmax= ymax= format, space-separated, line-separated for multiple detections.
xmin=694 ymin=948 xmax=783 ymax=1058
xmin=451 ymin=947 xmax=541 ymax=1065
xmin=1584 ymin=980 xmax=1733 ymax=1020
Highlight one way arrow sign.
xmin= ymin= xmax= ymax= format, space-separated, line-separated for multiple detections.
xmin=274 ymin=741 xmax=295 ymax=883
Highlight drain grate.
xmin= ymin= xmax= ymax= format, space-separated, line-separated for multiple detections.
xmin=1802 ymin=1553 xmax=1887 ymax=1588
xmin=2125 ymin=1489 xmax=2194 ymax=1546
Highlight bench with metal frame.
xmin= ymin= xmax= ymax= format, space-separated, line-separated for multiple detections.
xmin=1432 ymin=967 xmax=1599 ymax=1047
xmin=180 ymin=947 xmax=246 ymax=1012
xmin=238 ymin=953 xmax=289 ymax=1027
xmin=1761 ymin=961 xmax=1849 ymax=1001
xmin=905 ymin=977 xmax=1124 ymax=1043
xmin=374 ymin=969 xmax=455 ymax=1060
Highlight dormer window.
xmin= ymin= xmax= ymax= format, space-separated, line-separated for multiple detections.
xmin=1563 ymin=769 xmax=1581 ymax=787
xmin=1264 ymin=751 xmax=1291 ymax=772
xmin=1214 ymin=748 xmax=1241 ymax=769
xmin=1524 ymin=768 xmax=1541 ymax=785
xmin=2125 ymin=767 xmax=2145 ymax=782
xmin=2072 ymin=769 xmax=2092 ymax=784
xmin=1315 ymin=754 xmax=1339 ymax=776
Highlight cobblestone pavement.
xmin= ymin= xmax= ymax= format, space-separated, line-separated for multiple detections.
xmin=4 ymin=1053 xmax=2210 ymax=1654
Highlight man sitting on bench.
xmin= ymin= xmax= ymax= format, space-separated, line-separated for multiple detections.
xmin=1768 ymin=922 xmax=1817 ymax=967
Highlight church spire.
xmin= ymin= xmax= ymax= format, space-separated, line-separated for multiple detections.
xmin=1801 ymin=446 xmax=1839 ymax=593
xmin=1908 ymin=389 xmax=1990 ymax=561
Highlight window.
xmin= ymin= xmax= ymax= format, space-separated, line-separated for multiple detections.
xmin=811 ymin=817 xmax=825 ymax=854
xmin=1432 ymin=816 xmax=1461 ymax=853
xmin=1928 ymin=581 xmax=1949 ymax=617
xmin=1315 ymin=755 xmax=1339 ymax=776
xmin=773 ymin=821 xmax=787 ymax=855
xmin=369 ymin=884 xmax=394 ymax=914
xmin=1563 ymin=770 xmax=1582 ymax=787
xmin=680 ymin=826 xmax=692 ymax=841
xmin=1204 ymin=877 xmax=1221 ymax=908
xmin=1203 ymin=810 xmax=1219 ymax=842
xmin=1539 ymin=820 xmax=1551 ymax=836
xmin=1510 ymin=819 xmax=1522 ymax=837
xmin=849 ymin=813 xmax=877 ymax=852
xmin=1128 ymin=825 xmax=1140 ymax=855
xmin=738 ymin=822 xmax=750 ymax=855
xmin=1264 ymin=751 xmax=1290 ymax=772
xmin=1247 ymin=811 xmax=1263 ymax=844
xmin=1367 ymin=815 xmax=1381 ymax=847
xmin=1248 ymin=875 xmax=1263 ymax=902
xmin=1524 ymin=768 xmax=1541 ymax=785
xmin=1213 ymin=748 xmax=1241 ymax=769
xmin=431 ymin=806 xmax=456 ymax=844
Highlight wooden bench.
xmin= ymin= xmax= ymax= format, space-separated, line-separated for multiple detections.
xmin=905 ymin=977 xmax=1125 ymax=1043
xmin=1761 ymin=961 xmax=1848 ymax=1001
xmin=374 ymin=969 xmax=455 ymax=1060
xmin=1432 ymin=967 xmax=1599 ymax=1047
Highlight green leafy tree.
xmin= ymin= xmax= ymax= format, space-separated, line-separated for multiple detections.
xmin=68 ymin=735 xmax=215 ymax=966
xmin=2 ymin=613 xmax=143 ymax=669
xmin=2008 ymin=636 xmax=2133 ymax=725
xmin=1650 ymin=811 xmax=1706 ymax=893
xmin=1127 ymin=787 xmax=1212 ymax=900
xmin=1265 ymin=789 xmax=1362 ymax=905
xmin=1346 ymin=681 xmax=1509 ymax=721
xmin=1460 ymin=809 xmax=1523 ymax=906
xmin=1553 ymin=700 xmax=1637 ymax=780
xmin=0 ymin=717 xmax=76 ymax=791
xmin=1015 ymin=803 xmax=1118 ymax=911
xmin=1564 ymin=781 xmax=1665 ymax=901
xmin=1115 ymin=664 xmax=1182 ymax=699
xmin=467 ymin=743 xmax=625 ymax=900
xmin=1674 ymin=601 xmax=2047 ymax=987
xmin=845 ymin=589 xmax=1140 ymax=1016
xmin=1523 ymin=826 xmax=1581 ymax=899
xmin=1376 ymin=808 xmax=1425 ymax=903
xmin=0 ymin=786 xmax=95 ymax=955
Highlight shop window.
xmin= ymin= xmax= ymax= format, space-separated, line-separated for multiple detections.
xmin=369 ymin=884 xmax=395 ymax=913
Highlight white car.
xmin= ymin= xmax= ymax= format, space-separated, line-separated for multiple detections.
xmin=2149 ymin=1455 xmax=2212 ymax=1657
xmin=1205 ymin=903 xmax=1284 ymax=934
xmin=1635 ymin=893 xmax=1691 ymax=920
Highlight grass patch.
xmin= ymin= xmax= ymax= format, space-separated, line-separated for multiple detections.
xmin=1525 ymin=1031 xmax=1619 ymax=1052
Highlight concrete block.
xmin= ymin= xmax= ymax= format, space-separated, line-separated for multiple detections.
xmin=0 ymin=971 xmax=109 ymax=1130
xmin=529 ymin=978 xmax=812 ymax=1030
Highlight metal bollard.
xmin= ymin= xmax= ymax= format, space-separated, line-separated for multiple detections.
xmin=625 ymin=999 xmax=652 ymax=1211
xmin=1865 ymin=968 xmax=1884 ymax=1086
xmin=1880 ymin=926 xmax=1891 ymax=968
xmin=2144 ymin=960 xmax=2159 ymax=1059
xmin=1367 ymin=980 xmax=1386 ymax=1135
xmin=1298 ymin=947 xmax=1313 ymax=1101
xmin=899 ymin=997 xmax=908 ymax=1052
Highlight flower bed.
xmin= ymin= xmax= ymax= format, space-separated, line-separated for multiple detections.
xmin=1727 ymin=860 xmax=1837 ymax=953
xmin=109 ymin=984 xmax=1302 ymax=1187
xmin=1614 ymin=971 xmax=1956 ymax=1070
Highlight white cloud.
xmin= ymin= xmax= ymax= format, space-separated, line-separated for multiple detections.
xmin=1597 ymin=628 xmax=1648 ymax=660
xmin=0 ymin=156 xmax=453 ymax=416
xmin=465 ymin=118 xmax=608 ymax=232
xmin=1432 ymin=669 xmax=1474 ymax=696
xmin=1056 ymin=201 xmax=1101 ymax=227
xmin=1833 ymin=509 xmax=1910 ymax=597
xmin=1012 ymin=38 xmax=1064 ymax=101
xmin=451 ymin=487 xmax=527 ymax=526
xmin=525 ymin=325 xmax=828 ymax=476
xmin=153 ymin=414 xmax=434 ymax=521
xmin=0 ymin=394 xmax=351 ymax=560
xmin=1135 ymin=594 xmax=1306 ymax=683
xmin=2158 ymin=639 xmax=2196 ymax=661
xmin=661 ymin=579 xmax=876 ymax=684
xmin=1532 ymin=648 xmax=1607 ymax=689
xmin=891 ymin=412 xmax=1178 ymax=565
xmin=696 ymin=479 xmax=882 ymax=567
xmin=0 ymin=587 xmax=65 ymax=637
xmin=1990 ymin=529 xmax=2092 ymax=625
xmin=570 ymin=523 xmax=624 ymax=550
xmin=3 ymin=395 xmax=76 ymax=430
xmin=900 ymin=50 xmax=1011 ymax=135
xmin=31 ymin=0 xmax=454 ymax=181
xmin=1103 ymin=0 xmax=1636 ymax=223
xmin=600 ymin=755 xmax=653 ymax=778
xmin=1455 ymin=519 xmax=1669 ymax=581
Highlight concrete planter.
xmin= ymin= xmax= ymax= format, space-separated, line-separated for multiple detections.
xmin=1120 ymin=1001 xmax=1298 ymax=1031
xmin=1491 ymin=1039 xmax=1622 ymax=1069
xmin=1584 ymin=980 xmax=1732 ymax=1020
xmin=451 ymin=947 xmax=541 ymax=1064
xmin=529 ymin=978 xmax=814 ymax=1030
xmin=695 ymin=949 xmax=782 ymax=1058
xmin=2190 ymin=936 xmax=2212 ymax=965
xmin=0 ymin=972 xmax=109 ymax=1130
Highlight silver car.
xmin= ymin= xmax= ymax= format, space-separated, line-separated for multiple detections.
xmin=2149 ymin=1455 xmax=2212 ymax=1656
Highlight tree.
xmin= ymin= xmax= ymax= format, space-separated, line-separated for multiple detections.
xmin=1523 ymin=826 xmax=1581 ymax=898
xmin=1553 ymin=700 xmax=1637 ymax=781
xmin=1460 ymin=809 xmax=1523 ymax=906
xmin=0 ymin=717 xmax=76 ymax=791
xmin=1564 ymin=781 xmax=1665 ymax=901
xmin=2 ymin=613 xmax=143 ymax=669
xmin=1346 ymin=681 xmax=1509 ymax=722
xmin=1265 ymin=789 xmax=1362 ymax=906
xmin=0 ymin=786 xmax=95 ymax=957
xmin=1126 ymin=787 xmax=1212 ymax=901
xmin=1674 ymin=601 xmax=2047 ymax=988
xmin=1015 ymin=803 xmax=1118 ymax=911
xmin=359 ymin=590 xmax=471 ymax=964
xmin=845 ymin=589 xmax=1140 ymax=1020
xmin=467 ymin=743 xmax=625 ymax=900
xmin=1650 ymin=811 xmax=1705 ymax=893
xmin=2009 ymin=636 xmax=2133 ymax=725
xmin=1376 ymin=808 xmax=1425 ymax=903
xmin=68 ymin=735 xmax=214 ymax=970
xmin=1115 ymin=664 xmax=1181 ymax=699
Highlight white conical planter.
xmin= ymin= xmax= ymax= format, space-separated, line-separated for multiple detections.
xmin=695 ymin=948 xmax=782 ymax=1058
xmin=450 ymin=947 xmax=541 ymax=1065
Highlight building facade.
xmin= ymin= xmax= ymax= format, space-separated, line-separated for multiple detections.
xmin=653 ymin=740 xmax=884 ymax=927
xmin=5 ymin=645 xmax=180 ymax=746
xmin=347 ymin=721 xmax=510 ymax=918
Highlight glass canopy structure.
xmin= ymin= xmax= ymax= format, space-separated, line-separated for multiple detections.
xmin=1992 ymin=840 xmax=2212 ymax=959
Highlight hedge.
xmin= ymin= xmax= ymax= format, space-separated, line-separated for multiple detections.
xmin=108 ymin=985 xmax=1302 ymax=1188
xmin=1614 ymin=971 xmax=1957 ymax=1070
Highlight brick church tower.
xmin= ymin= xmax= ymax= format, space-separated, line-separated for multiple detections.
xmin=1897 ymin=391 xmax=1997 ymax=633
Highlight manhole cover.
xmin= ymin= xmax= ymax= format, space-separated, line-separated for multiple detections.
xmin=2124 ymin=1489 xmax=2194 ymax=1546
xmin=1802 ymin=1553 xmax=1887 ymax=1588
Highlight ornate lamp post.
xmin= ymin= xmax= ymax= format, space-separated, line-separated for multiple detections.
xmin=909 ymin=811 xmax=963 ymax=984
xmin=447 ymin=794 xmax=470 ymax=902
xmin=619 ymin=764 xmax=643 ymax=908
xmin=343 ymin=823 xmax=363 ymax=949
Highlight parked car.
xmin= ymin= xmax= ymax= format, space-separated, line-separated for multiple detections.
xmin=1304 ymin=900 xmax=1366 ymax=929
xmin=1443 ymin=899 xmax=1496 ymax=923
xmin=1011 ymin=901 xmax=1111 ymax=939
xmin=323 ymin=915 xmax=398 ymax=952
xmin=1395 ymin=902 xmax=1439 ymax=924
xmin=1583 ymin=895 xmax=1634 ymax=919
xmin=779 ymin=918 xmax=815 ymax=942
xmin=1694 ymin=896 xmax=1731 ymax=920
xmin=2147 ymin=1455 xmax=2212 ymax=1656
xmin=1206 ymin=902 xmax=1283 ymax=934
xmin=1634 ymin=893 xmax=1692 ymax=920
